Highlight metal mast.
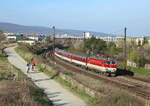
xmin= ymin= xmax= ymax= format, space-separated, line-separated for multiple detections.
xmin=124 ymin=27 xmax=127 ymax=70
xmin=83 ymin=32 xmax=86 ymax=52
xmin=52 ymin=26 xmax=55 ymax=60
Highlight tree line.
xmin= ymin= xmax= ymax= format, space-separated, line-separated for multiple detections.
xmin=68 ymin=36 xmax=150 ymax=68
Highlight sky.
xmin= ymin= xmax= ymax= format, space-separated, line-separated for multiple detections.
xmin=0 ymin=0 xmax=150 ymax=36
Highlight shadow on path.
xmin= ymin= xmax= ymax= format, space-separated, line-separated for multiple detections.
xmin=47 ymin=92 xmax=68 ymax=106
xmin=33 ymin=78 xmax=51 ymax=82
xmin=51 ymin=71 xmax=60 ymax=79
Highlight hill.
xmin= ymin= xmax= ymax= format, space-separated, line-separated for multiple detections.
xmin=0 ymin=22 xmax=113 ymax=37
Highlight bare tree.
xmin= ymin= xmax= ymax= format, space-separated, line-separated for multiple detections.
xmin=0 ymin=30 xmax=6 ymax=54
xmin=0 ymin=30 xmax=5 ymax=44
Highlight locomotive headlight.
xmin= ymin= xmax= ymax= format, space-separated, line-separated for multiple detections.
xmin=112 ymin=69 xmax=116 ymax=71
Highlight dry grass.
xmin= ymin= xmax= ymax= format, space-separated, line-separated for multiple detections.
xmin=0 ymin=57 xmax=40 ymax=105
xmin=0 ymin=80 xmax=41 ymax=106
xmin=73 ymin=73 xmax=144 ymax=106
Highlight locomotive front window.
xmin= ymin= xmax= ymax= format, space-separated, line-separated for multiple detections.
xmin=105 ymin=61 xmax=110 ymax=65
xmin=112 ymin=61 xmax=116 ymax=65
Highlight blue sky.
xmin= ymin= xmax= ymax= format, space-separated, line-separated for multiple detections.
xmin=0 ymin=0 xmax=150 ymax=36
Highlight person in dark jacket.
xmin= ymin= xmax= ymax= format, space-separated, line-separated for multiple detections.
xmin=26 ymin=62 xmax=30 ymax=73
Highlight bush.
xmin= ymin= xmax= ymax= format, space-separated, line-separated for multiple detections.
xmin=0 ymin=71 xmax=12 ymax=80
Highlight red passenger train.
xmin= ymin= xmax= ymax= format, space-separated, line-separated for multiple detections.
xmin=55 ymin=48 xmax=117 ymax=76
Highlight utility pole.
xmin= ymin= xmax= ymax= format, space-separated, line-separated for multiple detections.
xmin=52 ymin=26 xmax=55 ymax=60
xmin=124 ymin=27 xmax=127 ymax=70
xmin=83 ymin=32 xmax=86 ymax=52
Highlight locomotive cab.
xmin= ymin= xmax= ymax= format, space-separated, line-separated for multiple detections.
xmin=104 ymin=60 xmax=117 ymax=74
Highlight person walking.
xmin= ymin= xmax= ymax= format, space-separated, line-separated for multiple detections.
xmin=32 ymin=60 xmax=36 ymax=71
xmin=26 ymin=62 xmax=30 ymax=73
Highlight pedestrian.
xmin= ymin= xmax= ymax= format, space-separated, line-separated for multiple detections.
xmin=32 ymin=60 xmax=36 ymax=71
xmin=26 ymin=62 xmax=30 ymax=73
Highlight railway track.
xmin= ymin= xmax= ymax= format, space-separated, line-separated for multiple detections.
xmin=118 ymin=76 xmax=150 ymax=88
xmin=125 ymin=76 xmax=150 ymax=85
xmin=46 ymin=56 xmax=150 ymax=100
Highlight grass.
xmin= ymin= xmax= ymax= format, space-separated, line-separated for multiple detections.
xmin=118 ymin=62 xmax=150 ymax=76
xmin=32 ymin=87 xmax=52 ymax=106
xmin=15 ymin=46 xmax=34 ymax=61
xmin=0 ymin=55 xmax=13 ymax=80
xmin=37 ymin=65 xmax=55 ymax=77
xmin=63 ymin=72 xmax=74 ymax=77
xmin=99 ymin=93 xmax=143 ymax=106
xmin=0 ymin=80 xmax=52 ymax=106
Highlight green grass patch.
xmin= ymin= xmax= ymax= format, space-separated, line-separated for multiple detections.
xmin=15 ymin=46 xmax=35 ymax=62
xmin=32 ymin=87 xmax=53 ymax=106
xmin=118 ymin=62 xmax=150 ymax=76
xmin=0 ymin=56 xmax=13 ymax=80
xmin=0 ymin=55 xmax=7 ymax=61
xmin=36 ymin=65 xmax=55 ymax=77
xmin=63 ymin=72 xmax=74 ymax=77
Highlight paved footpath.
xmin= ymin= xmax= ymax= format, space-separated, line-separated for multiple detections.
xmin=5 ymin=47 xmax=86 ymax=106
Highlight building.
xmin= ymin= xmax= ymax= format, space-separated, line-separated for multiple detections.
xmin=136 ymin=37 xmax=144 ymax=46
xmin=16 ymin=35 xmax=24 ymax=41
xmin=24 ymin=34 xmax=40 ymax=41
xmin=62 ymin=34 xmax=68 ymax=38
xmin=99 ymin=36 xmax=124 ymax=43
xmin=18 ymin=40 xmax=35 ymax=45
xmin=99 ymin=36 xmax=114 ymax=42
xmin=84 ymin=32 xmax=90 ymax=39
xmin=4 ymin=32 xmax=14 ymax=36
xmin=148 ymin=38 xmax=150 ymax=45
xmin=7 ymin=36 xmax=16 ymax=40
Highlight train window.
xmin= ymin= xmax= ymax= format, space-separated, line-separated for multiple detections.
xmin=105 ymin=61 xmax=110 ymax=65
xmin=112 ymin=61 xmax=116 ymax=65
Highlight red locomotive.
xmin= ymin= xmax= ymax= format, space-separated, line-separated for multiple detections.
xmin=55 ymin=48 xmax=117 ymax=76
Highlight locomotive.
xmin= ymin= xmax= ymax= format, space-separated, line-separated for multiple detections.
xmin=55 ymin=48 xmax=117 ymax=76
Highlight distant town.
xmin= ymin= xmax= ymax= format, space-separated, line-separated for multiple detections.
xmin=5 ymin=31 xmax=150 ymax=47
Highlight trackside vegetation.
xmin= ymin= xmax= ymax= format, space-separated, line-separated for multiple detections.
xmin=118 ymin=62 xmax=150 ymax=76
